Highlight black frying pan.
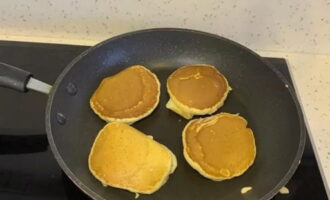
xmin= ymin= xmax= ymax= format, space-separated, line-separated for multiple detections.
xmin=0 ymin=28 xmax=305 ymax=200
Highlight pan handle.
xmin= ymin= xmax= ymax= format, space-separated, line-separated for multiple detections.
xmin=0 ymin=62 xmax=52 ymax=94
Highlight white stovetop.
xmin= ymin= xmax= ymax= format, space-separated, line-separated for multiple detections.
xmin=1 ymin=35 xmax=330 ymax=196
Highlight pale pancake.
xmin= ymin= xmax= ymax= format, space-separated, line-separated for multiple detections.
xmin=89 ymin=122 xmax=177 ymax=194
xmin=90 ymin=65 xmax=160 ymax=124
xmin=166 ymin=64 xmax=231 ymax=119
xmin=183 ymin=113 xmax=256 ymax=181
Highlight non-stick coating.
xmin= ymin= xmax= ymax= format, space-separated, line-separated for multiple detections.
xmin=46 ymin=29 xmax=305 ymax=200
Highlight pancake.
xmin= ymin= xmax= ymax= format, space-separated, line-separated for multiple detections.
xmin=89 ymin=122 xmax=177 ymax=194
xmin=90 ymin=65 xmax=160 ymax=124
xmin=183 ymin=113 xmax=256 ymax=181
xmin=166 ymin=64 xmax=231 ymax=119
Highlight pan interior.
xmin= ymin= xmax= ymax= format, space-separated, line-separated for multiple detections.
xmin=48 ymin=29 xmax=303 ymax=200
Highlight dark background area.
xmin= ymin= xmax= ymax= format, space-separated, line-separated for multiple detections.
xmin=0 ymin=41 xmax=327 ymax=200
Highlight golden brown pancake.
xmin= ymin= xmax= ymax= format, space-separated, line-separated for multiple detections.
xmin=90 ymin=65 xmax=160 ymax=124
xmin=183 ymin=113 xmax=256 ymax=181
xmin=89 ymin=122 xmax=177 ymax=194
xmin=166 ymin=64 xmax=231 ymax=119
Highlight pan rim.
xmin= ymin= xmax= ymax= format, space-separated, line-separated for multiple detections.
xmin=45 ymin=27 xmax=306 ymax=200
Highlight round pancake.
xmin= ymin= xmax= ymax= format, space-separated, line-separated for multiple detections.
xmin=89 ymin=122 xmax=177 ymax=194
xmin=90 ymin=65 xmax=160 ymax=124
xmin=183 ymin=113 xmax=256 ymax=181
xmin=166 ymin=64 xmax=231 ymax=119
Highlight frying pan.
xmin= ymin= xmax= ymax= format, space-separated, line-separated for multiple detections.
xmin=0 ymin=28 xmax=305 ymax=200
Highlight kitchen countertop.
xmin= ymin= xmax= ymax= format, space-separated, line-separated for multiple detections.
xmin=1 ymin=35 xmax=329 ymax=196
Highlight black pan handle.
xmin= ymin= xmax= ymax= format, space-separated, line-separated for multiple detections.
xmin=0 ymin=62 xmax=52 ymax=94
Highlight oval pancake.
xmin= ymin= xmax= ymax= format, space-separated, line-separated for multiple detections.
xmin=89 ymin=122 xmax=177 ymax=194
xmin=90 ymin=65 xmax=160 ymax=124
xmin=166 ymin=64 xmax=231 ymax=119
xmin=183 ymin=113 xmax=256 ymax=181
